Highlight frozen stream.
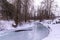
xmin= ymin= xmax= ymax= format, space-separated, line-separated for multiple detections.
xmin=0 ymin=22 xmax=50 ymax=40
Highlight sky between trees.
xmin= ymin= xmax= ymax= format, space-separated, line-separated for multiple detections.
xmin=7 ymin=0 xmax=60 ymax=16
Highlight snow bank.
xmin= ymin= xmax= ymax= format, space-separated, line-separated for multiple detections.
xmin=41 ymin=19 xmax=60 ymax=40
xmin=0 ymin=20 xmax=15 ymax=30
xmin=0 ymin=20 xmax=35 ymax=31
xmin=0 ymin=20 xmax=35 ymax=36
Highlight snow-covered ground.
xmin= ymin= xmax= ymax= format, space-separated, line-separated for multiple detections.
xmin=41 ymin=19 xmax=60 ymax=40
xmin=0 ymin=20 xmax=35 ymax=30
xmin=0 ymin=20 xmax=35 ymax=36
xmin=0 ymin=19 xmax=60 ymax=40
xmin=0 ymin=20 xmax=49 ymax=40
xmin=43 ymin=24 xmax=60 ymax=40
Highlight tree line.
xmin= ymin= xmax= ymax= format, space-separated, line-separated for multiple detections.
xmin=0 ymin=0 xmax=56 ymax=27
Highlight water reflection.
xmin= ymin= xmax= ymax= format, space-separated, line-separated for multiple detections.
xmin=0 ymin=22 xmax=50 ymax=40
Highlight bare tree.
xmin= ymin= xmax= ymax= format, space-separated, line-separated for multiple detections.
xmin=12 ymin=0 xmax=22 ymax=27
xmin=12 ymin=0 xmax=32 ymax=27
xmin=0 ymin=0 xmax=16 ymax=20
xmin=22 ymin=0 xmax=30 ymax=22
xmin=37 ymin=0 xmax=56 ymax=21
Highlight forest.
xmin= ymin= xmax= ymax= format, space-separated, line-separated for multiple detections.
xmin=0 ymin=0 xmax=56 ymax=27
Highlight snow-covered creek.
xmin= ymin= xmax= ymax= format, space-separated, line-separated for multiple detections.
xmin=0 ymin=22 xmax=49 ymax=40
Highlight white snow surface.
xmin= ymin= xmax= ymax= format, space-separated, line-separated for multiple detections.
xmin=0 ymin=20 xmax=60 ymax=40
xmin=41 ymin=20 xmax=60 ymax=40
xmin=0 ymin=20 xmax=35 ymax=36
xmin=0 ymin=20 xmax=35 ymax=31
